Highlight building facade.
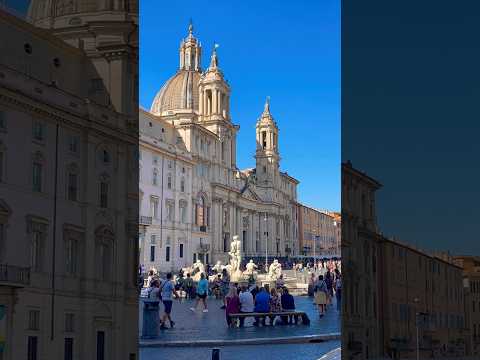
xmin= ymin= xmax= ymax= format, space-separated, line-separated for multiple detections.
xmin=141 ymin=24 xmax=300 ymax=272
xmin=298 ymin=204 xmax=341 ymax=258
xmin=342 ymin=161 xmax=470 ymax=359
xmin=0 ymin=3 xmax=138 ymax=360
xmin=454 ymin=256 xmax=480 ymax=357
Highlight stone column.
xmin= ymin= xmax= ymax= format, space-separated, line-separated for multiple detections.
xmin=217 ymin=91 xmax=222 ymax=114
xmin=199 ymin=89 xmax=203 ymax=115
xmin=249 ymin=211 xmax=254 ymax=256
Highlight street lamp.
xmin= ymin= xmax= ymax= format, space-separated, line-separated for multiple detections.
xmin=264 ymin=213 xmax=268 ymax=271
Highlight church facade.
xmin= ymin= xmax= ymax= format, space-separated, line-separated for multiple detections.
xmin=140 ymin=24 xmax=300 ymax=272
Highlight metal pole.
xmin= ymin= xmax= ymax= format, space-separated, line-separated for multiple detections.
xmin=264 ymin=213 xmax=268 ymax=271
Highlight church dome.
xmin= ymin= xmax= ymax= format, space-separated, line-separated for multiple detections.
xmin=150 ymin=70 xmax=201 ymax=115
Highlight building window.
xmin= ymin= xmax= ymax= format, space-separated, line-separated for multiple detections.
xmin=150 ymin=197 xmax=159 ymax=219
xmin=96 ymin=331 xmax=105 ymax=360
xmin=152 ymin=156 xmax=158 ymax=165
xmin=167 ymin=174 xmax=172 ymax=189
xmin=195 ymin=194 xmax=207 ymax=226
xmin=0 ymin=111 xmax=5 ymax=130
xmin=180 ymin=201 xmax=187 ymax=223
xmin=150 ymin=235 xmax=156 ymax=244
xmin=180 ymin=178 xmax=185 ymax=192
xmin=150 ymin=246 xmax=155 ymax=262
xmin=95 ymin=227 xmax=113 ymax=281
xmin=27 ymin=336 xmax=38 ymax=360
xmin=65 ymin=313 xmax=75 ymax=332
xmin=152 ymin=169 xmax=158 ymax=186
xmin=165 ymin=246 xmax=170 ymax=262
xmin=67 ymin=164 xmax=79 ymax=201
xmin=31 ymin=230 xmax=43 ymax=272
xmin=0 ymin=149 xmax=4 ymax=182
xmin=179 ymin=244 xmax=184 ymax=258
xmin=167 ymin=160 xmax=172 ymax=169
xmin=32 ymin=160 xmax=43 ymax=192
xmin=68 ymin=135 xmax=79 ymax=154
xmin=32 ymin=121 xmax=45 ymax=141
xmin=28 ymin=310 xmax=40 ymax=330
xmin=64 ymin=338 xmax=73 ymax=360
xmin=166 ymin=201 xmax=174 ymax=222
xmin=262 ymin=131 xmax=267 ymax=149
xmin=65 ymin=238 xmax=78 ymax=275
xmin=99 ymin=181 xmax=108 ymax=208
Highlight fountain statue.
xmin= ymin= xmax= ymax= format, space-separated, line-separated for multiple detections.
xmin=212 ymin=260 xmax=224 ymax=274
xmin=268 ymin=259 xmax=282 ymax=281
xmin=243 ymin=259 xmax=258 ymax=276
xmin=191 ymin=259 xmax=205 ymax=281
xmin=228 ymin=235 xmax=243 ymax=281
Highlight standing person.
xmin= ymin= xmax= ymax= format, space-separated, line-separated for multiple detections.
xmin=314 ymin=275 xmax=328 ymax=317
xmin=334 ymin=269 xmax=342 ymax=312
xmin=159 ymin=273 xmax=180 ymax=329
xmin=225 ymin=286 xmax=240 ymax=327
xmin=269 ymin=287 xmax=282 ymax=325
xmin=146 ymin=269 xmax=155 ymax=287
xmin=190 ymin=272 xmax=209 ymax=313
xmin=220 ymin=268 xmax=230 ymax=309
xmin=275 ymin=274 xmax=285 ymax=289
xmin=308 ymin=272 xmax=316 ymax=297
xmin=184 ymin=273 xmax=194 ymax=299
xmin=325 ymin=270 xmax=334 ymax=306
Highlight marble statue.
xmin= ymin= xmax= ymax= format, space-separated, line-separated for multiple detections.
xmin=212 ymin=260 xmax=224 ymax=274
xmin=228 ymin=235 xmax=242 ymax=273
xmin=243 ymin=259 xmax=258 ymax=276
xmin=228 ymin=235 xmax=243 ymax=281
xmin=191 ymin=259 xmax=205 ymax=281
xmin=268 ymin=259 xmax=282 ymax=281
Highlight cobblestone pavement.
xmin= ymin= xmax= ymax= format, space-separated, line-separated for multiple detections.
xmin=140 ymin=341 xmax=341 ymax=360
xmin=139 ymin=295 xmax=340 ymax=343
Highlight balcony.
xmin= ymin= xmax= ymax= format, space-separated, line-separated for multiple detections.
xmin=0 ymin=264 xmax=30 ymax=287
xmin=139 ymin=216 xmax=152 ymax=225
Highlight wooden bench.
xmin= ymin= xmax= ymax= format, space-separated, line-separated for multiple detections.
xmin=228 ymin=311 xmax=310 ymax=327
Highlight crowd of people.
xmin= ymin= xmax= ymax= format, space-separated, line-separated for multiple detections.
xmin=140 ymin=259 xmax=341 ymax=330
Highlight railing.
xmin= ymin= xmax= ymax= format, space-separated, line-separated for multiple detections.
xmin=139 ymin=216 xmax=152 ymax=225
xmin=0 ymin=264 xmax=30 ymax=286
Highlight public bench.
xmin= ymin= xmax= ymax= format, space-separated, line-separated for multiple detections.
xmin=228 ymin=311 xmax=310 ymax=326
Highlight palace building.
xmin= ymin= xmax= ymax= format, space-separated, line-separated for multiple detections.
xmin=140 ymin=23 xmax=300 ymax=272
xmin=0 ymin=2 xmax=138 ymax=360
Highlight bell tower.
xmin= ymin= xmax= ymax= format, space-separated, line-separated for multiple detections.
xmin=198 ymin=45 xmax=230 ymax=121
xmin=179 ymin=21 xmax=202 ymax=71
xmin=255 ymin=97 xmax=280 ymax=187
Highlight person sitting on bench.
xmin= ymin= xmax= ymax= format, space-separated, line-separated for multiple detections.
xmin=280 ymin=288 xmax=296 ymax=324
xmin=238 ymin=285 xmax=254 ymax=327
xmin=253 ymin=287 xmax=270 ymax=326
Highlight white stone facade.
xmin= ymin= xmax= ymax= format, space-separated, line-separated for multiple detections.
xmin=141 ymin=25 xmax=300 ymax=272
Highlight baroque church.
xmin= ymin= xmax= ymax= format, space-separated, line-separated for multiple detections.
xmin=140 ymin=23 xmax=300 ymax=272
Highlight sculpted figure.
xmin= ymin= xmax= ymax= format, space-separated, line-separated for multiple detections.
xmin=268 ymin=259 xmax=282 ymax=280
xmin=228 ymin=235 xmax=242 ymax=273
xmin=212 ymin=260 xmax=224 ymax=274
xmin=244 ymin=259 xmax=258 ymax=275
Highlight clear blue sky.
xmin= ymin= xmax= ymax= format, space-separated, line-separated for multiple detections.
xmin=141 ymin=0 xmax=340 ymax=211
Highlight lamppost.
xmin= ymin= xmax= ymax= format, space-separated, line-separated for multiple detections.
xmin=264 ymin=213 xmax=268 ymax=271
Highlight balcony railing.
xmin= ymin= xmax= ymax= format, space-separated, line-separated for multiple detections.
xmin=139 ymin=216 xmax=152 ymax=225
xmin=0 ymin=264 xmax=30 ymax=286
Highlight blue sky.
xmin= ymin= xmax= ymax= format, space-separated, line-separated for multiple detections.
xmin=141 ymin=0 xmax=340 ymax=211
